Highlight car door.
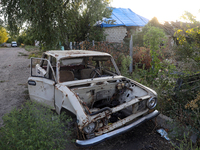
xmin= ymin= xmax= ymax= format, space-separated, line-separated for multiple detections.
xmin=28 ymin=57 xmax=56 ymax=109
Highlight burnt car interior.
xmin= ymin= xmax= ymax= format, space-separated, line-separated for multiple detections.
xmin=59 ymin=56 xmax=118 ymax=82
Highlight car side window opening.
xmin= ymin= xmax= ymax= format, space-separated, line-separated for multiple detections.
xmin=35 ymin=54 xmax=56 ymax=81
xmin=49 ymin=56 xmax=56 ymax=80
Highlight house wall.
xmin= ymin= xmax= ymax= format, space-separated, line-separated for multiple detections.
xmin=104 ymin=26 xmax=127 ymax=43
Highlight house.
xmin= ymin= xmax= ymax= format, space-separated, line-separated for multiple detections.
xmin=99 ymin=8 xmax=149 ymax=43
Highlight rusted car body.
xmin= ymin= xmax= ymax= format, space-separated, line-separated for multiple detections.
xmin=28 ymin=50 xmax=159 ymax=147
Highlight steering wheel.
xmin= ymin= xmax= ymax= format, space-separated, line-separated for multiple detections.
xmin=90 ymin=68 xmax=101 ymax=78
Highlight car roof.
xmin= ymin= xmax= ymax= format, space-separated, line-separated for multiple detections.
xmin=45 ymin=50 xmax=111 ymax=60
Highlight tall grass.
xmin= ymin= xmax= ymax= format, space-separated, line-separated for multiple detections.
xmin=0 ymin=101 xmax=72 ymax=150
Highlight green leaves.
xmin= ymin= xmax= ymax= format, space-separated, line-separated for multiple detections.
xmin=0 ymin=27 xmax=9 ymax=44
xmin=0 ymin=101 xmax=72 ymax=150
xmin=143 ymin=26 xmax=167 ymax=75
xmin=143 ymin=26 xmax=167 ymax=50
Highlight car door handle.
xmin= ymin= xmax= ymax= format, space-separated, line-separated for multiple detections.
xmin=28 ymin=80 xmax=36 ymax=86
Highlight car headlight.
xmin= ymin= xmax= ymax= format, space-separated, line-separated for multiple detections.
xmin=147 ymin=97 xmax=157 ymax=109
xmin=83 ymin=122 xmax=96 ymax=134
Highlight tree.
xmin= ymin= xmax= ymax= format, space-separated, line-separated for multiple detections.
xmin=132 ymin=17 xmax=161 ymax=47
xmin=1 ymin=0 xmax=112 ymax=50
xmin=174 ymin=11 xmax=200 ymax=70
xmin=17 ymin=28 xmax=35 ymax=46
xmin=143 ymin=26 xmax=167 ymax=72
xmin=0 ymin=27 xmax=8 ymax=44
xmin=147 ymin=17 xmax=160 ymax=28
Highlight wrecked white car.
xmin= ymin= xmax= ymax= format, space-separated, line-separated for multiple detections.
xmin=28 ymin=50 xmax=159 ymax=147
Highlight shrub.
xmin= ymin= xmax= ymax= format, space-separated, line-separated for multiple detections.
xmin=0 ymin=101 xmax=72 ymax=150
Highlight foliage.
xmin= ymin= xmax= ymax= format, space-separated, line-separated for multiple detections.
xmin=119 ymin=54 xmax=131 ymax=76
xmin=23 ymin=45 xmax=43 ymax=58
xmin=132 ymin=46 xmax=151 ymax=69
xmin=17 ymin=28 xmax=35 ymax=45
xmin=65 ymin=0 xmax=112 ymax=42
xmin=0 ymin=26 xmax=9 ymax=44
xmin=25 ymin=45 xmax=40 ymax=52
xmin=132 ymin=17 xmax=161 ymax=47
xmin=1 ymin=0 xmax=112 ymax=50
xmin=130 ymin=23 xmax=200 ymax=147
xmin=0 ymin=101 xmax=72 ymax=150
xmin=147 ymin=17 xmax=161 ymax=28
xmin=174 ymin=11 xmax=200 ymax=70
xmin=140 ymin=26 xmax=168 ymax=81
xmin=6 ymin=38 xmax=13 ymax=43
xmin=184 ymin=91 xmax=200 ymax=132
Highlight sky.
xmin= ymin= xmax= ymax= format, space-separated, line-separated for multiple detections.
xmin=110 ymin=0 xmax=200 ymax=22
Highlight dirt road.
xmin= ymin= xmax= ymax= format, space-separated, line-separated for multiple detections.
xmin=0 ymin=47 xmax=29 ymax=127
xmin=0 ymin=47 xmax=173 ymax=150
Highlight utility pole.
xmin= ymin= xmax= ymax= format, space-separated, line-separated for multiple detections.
xmin=129 ymin=35 xmax=133 ymax=73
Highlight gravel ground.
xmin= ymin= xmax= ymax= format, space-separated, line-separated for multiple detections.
xmin=0 ymin=47 xmax=30 ymax=127
xmin=0 ymin=47 xmax=173 ymax=150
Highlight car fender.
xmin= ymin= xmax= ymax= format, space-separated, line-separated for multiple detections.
xmin=55 ymin=84 xmax=89 ymax=127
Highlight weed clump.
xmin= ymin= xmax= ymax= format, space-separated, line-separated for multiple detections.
xmin=0 ymin=101 xmax=72 ymax=150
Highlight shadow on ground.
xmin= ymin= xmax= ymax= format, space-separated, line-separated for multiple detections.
xmin=67 ymin=120 xmax=173 ymax=150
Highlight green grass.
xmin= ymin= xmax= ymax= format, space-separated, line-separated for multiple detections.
xmin=24 ymin=45 xmax=40 ymax=52
xmin=18 ymin=52 xmax=28 ymax=56
xmin=23 ymin=45 xmax=43 ymax=58
xmin=0 ymin=101 xmax=72 ymax=150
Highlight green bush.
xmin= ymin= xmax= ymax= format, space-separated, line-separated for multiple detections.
xmin=0 ymin=101 xmax=72 ymax=150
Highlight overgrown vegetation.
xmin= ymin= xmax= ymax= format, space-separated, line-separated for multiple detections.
xmin=174 ymin=11 xmax=200 ymax=70
xmin=24 ymin=45 xmax=43 ymax=58
xmin=132 ymin=14 xmax=200 ymax=149
xmin=0 ymin=101 xmax=72 ymax=150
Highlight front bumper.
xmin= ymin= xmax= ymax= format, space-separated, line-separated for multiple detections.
xmin=76 ymin=110 xmax=159 ymax=147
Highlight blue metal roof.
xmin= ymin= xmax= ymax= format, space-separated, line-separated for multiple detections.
xmin=101 ymin=8 xmax=149 ymax=27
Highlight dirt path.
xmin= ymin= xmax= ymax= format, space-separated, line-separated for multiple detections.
xmin=0 ymin=47 xmax=29 ymax=127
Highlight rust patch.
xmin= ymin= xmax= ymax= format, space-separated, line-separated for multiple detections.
xmin=82 ymin=119 xmax=89 ymax=127
xmin=96 ymin=82 xmax=104 ymax=85
xmin=82 ymin=101 xmax=91 ymax=114
xmin=126 ymin=87 xmax=133 ymax=91
xmin=74 ymin=93 xmax=80 ymax=99
xmin=66 ymin=94 xmax=68 ymax=97
xmin=92 ymin=115 xmax=101 ymax=121
xmin=62 ymin=100 xmax=64 ymax=105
